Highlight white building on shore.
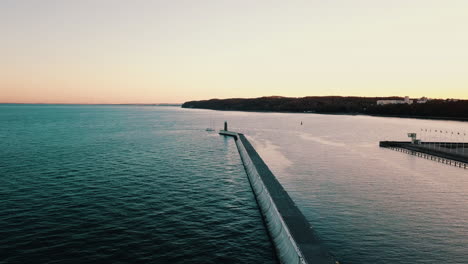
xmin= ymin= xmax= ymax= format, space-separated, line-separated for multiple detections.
xmin=377 ymin=96 xmax=413 ymax=106
xmin=377 ymin=96 xmax=429 ymax=106
xmin=417 ymin=97 xmax=428 ymax=104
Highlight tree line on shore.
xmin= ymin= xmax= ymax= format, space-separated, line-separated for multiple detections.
xmin=182 ymin=96 xmax=468 ymax=120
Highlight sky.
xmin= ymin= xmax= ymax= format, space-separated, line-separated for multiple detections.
xmin=1 ymin=0 xmax=468 ymax=104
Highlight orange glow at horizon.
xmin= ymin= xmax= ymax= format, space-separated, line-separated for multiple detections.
xmin=1 ymin=0 xmax=468 ymax=104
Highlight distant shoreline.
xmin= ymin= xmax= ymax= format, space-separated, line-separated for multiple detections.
xmin=181 ymin=96 xmax=468 ymax=123
xmin=2 ymin=102 xmax=467 ymax=122
xmin=0 ymin=103 xmax=182 ymax=106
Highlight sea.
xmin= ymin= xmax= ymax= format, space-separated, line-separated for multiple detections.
xmin=1 ymin=104 xmax=467 ymax=264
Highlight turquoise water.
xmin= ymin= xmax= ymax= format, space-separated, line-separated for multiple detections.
xmin=0 ymin=105 xmax=276 ymax=264
xmin=2 ymin=105 xmax=468 ymax=264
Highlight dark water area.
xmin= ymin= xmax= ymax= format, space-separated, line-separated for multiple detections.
xmin=0 ymin=105 xmax=276 ymax=264
xmin=3 ymin=105 xmax=468 ymax=264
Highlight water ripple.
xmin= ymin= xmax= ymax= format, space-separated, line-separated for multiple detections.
xmin=0 ymin=105 xmax=277 ymax=264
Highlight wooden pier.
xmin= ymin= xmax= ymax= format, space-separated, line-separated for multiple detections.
xmin=380 ymin=141 xmax=468 ymax=169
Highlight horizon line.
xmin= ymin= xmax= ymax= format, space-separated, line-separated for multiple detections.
xmin=1 ymin=95 xmax=466 ymax=105
xmin=0 ymin=103 xmax=183 ymax=106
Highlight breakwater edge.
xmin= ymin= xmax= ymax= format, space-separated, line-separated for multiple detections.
xmin=220 ymin=128 xmax=338 ymax=264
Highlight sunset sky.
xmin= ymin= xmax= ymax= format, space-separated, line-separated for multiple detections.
xmin=1 ymin=0 xmax=467 ymax=104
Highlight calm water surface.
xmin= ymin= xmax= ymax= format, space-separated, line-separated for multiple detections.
xmin=2 ymin=105 xmax=468 ymax=264
xmin=0 ymin=105 xmax=276 ymax=264
xmin=218 ymin=109 xmax=468 ymax=264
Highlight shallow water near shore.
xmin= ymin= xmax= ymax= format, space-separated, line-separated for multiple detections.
xmin=2 ymin=105 xmax=468 ymax=264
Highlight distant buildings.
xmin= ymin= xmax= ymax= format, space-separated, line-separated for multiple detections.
xmin=377 ymin=96 xmax=413 ymax=105
xmin=377 ymin=96 xmax=429 ymax=106
xmin=417 ymin=97 xmax=429 ymax=104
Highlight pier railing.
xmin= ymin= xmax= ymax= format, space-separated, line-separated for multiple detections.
xmin=380 ymin=141 xmax=468 ymax=169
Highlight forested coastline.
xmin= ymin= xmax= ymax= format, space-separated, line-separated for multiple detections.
xmin=182 ymin=96 xmax=468 ymax=120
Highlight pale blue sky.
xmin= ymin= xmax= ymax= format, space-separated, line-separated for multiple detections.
xmin=2 ymin=0 xmax=467 ymax=103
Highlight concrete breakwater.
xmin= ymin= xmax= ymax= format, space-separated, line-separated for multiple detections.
xmin=220 ymin=130 xmax=336 ymax=264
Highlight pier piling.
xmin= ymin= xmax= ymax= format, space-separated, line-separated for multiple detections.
xmin=379 ymin=141 xmax=468 ymax=169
